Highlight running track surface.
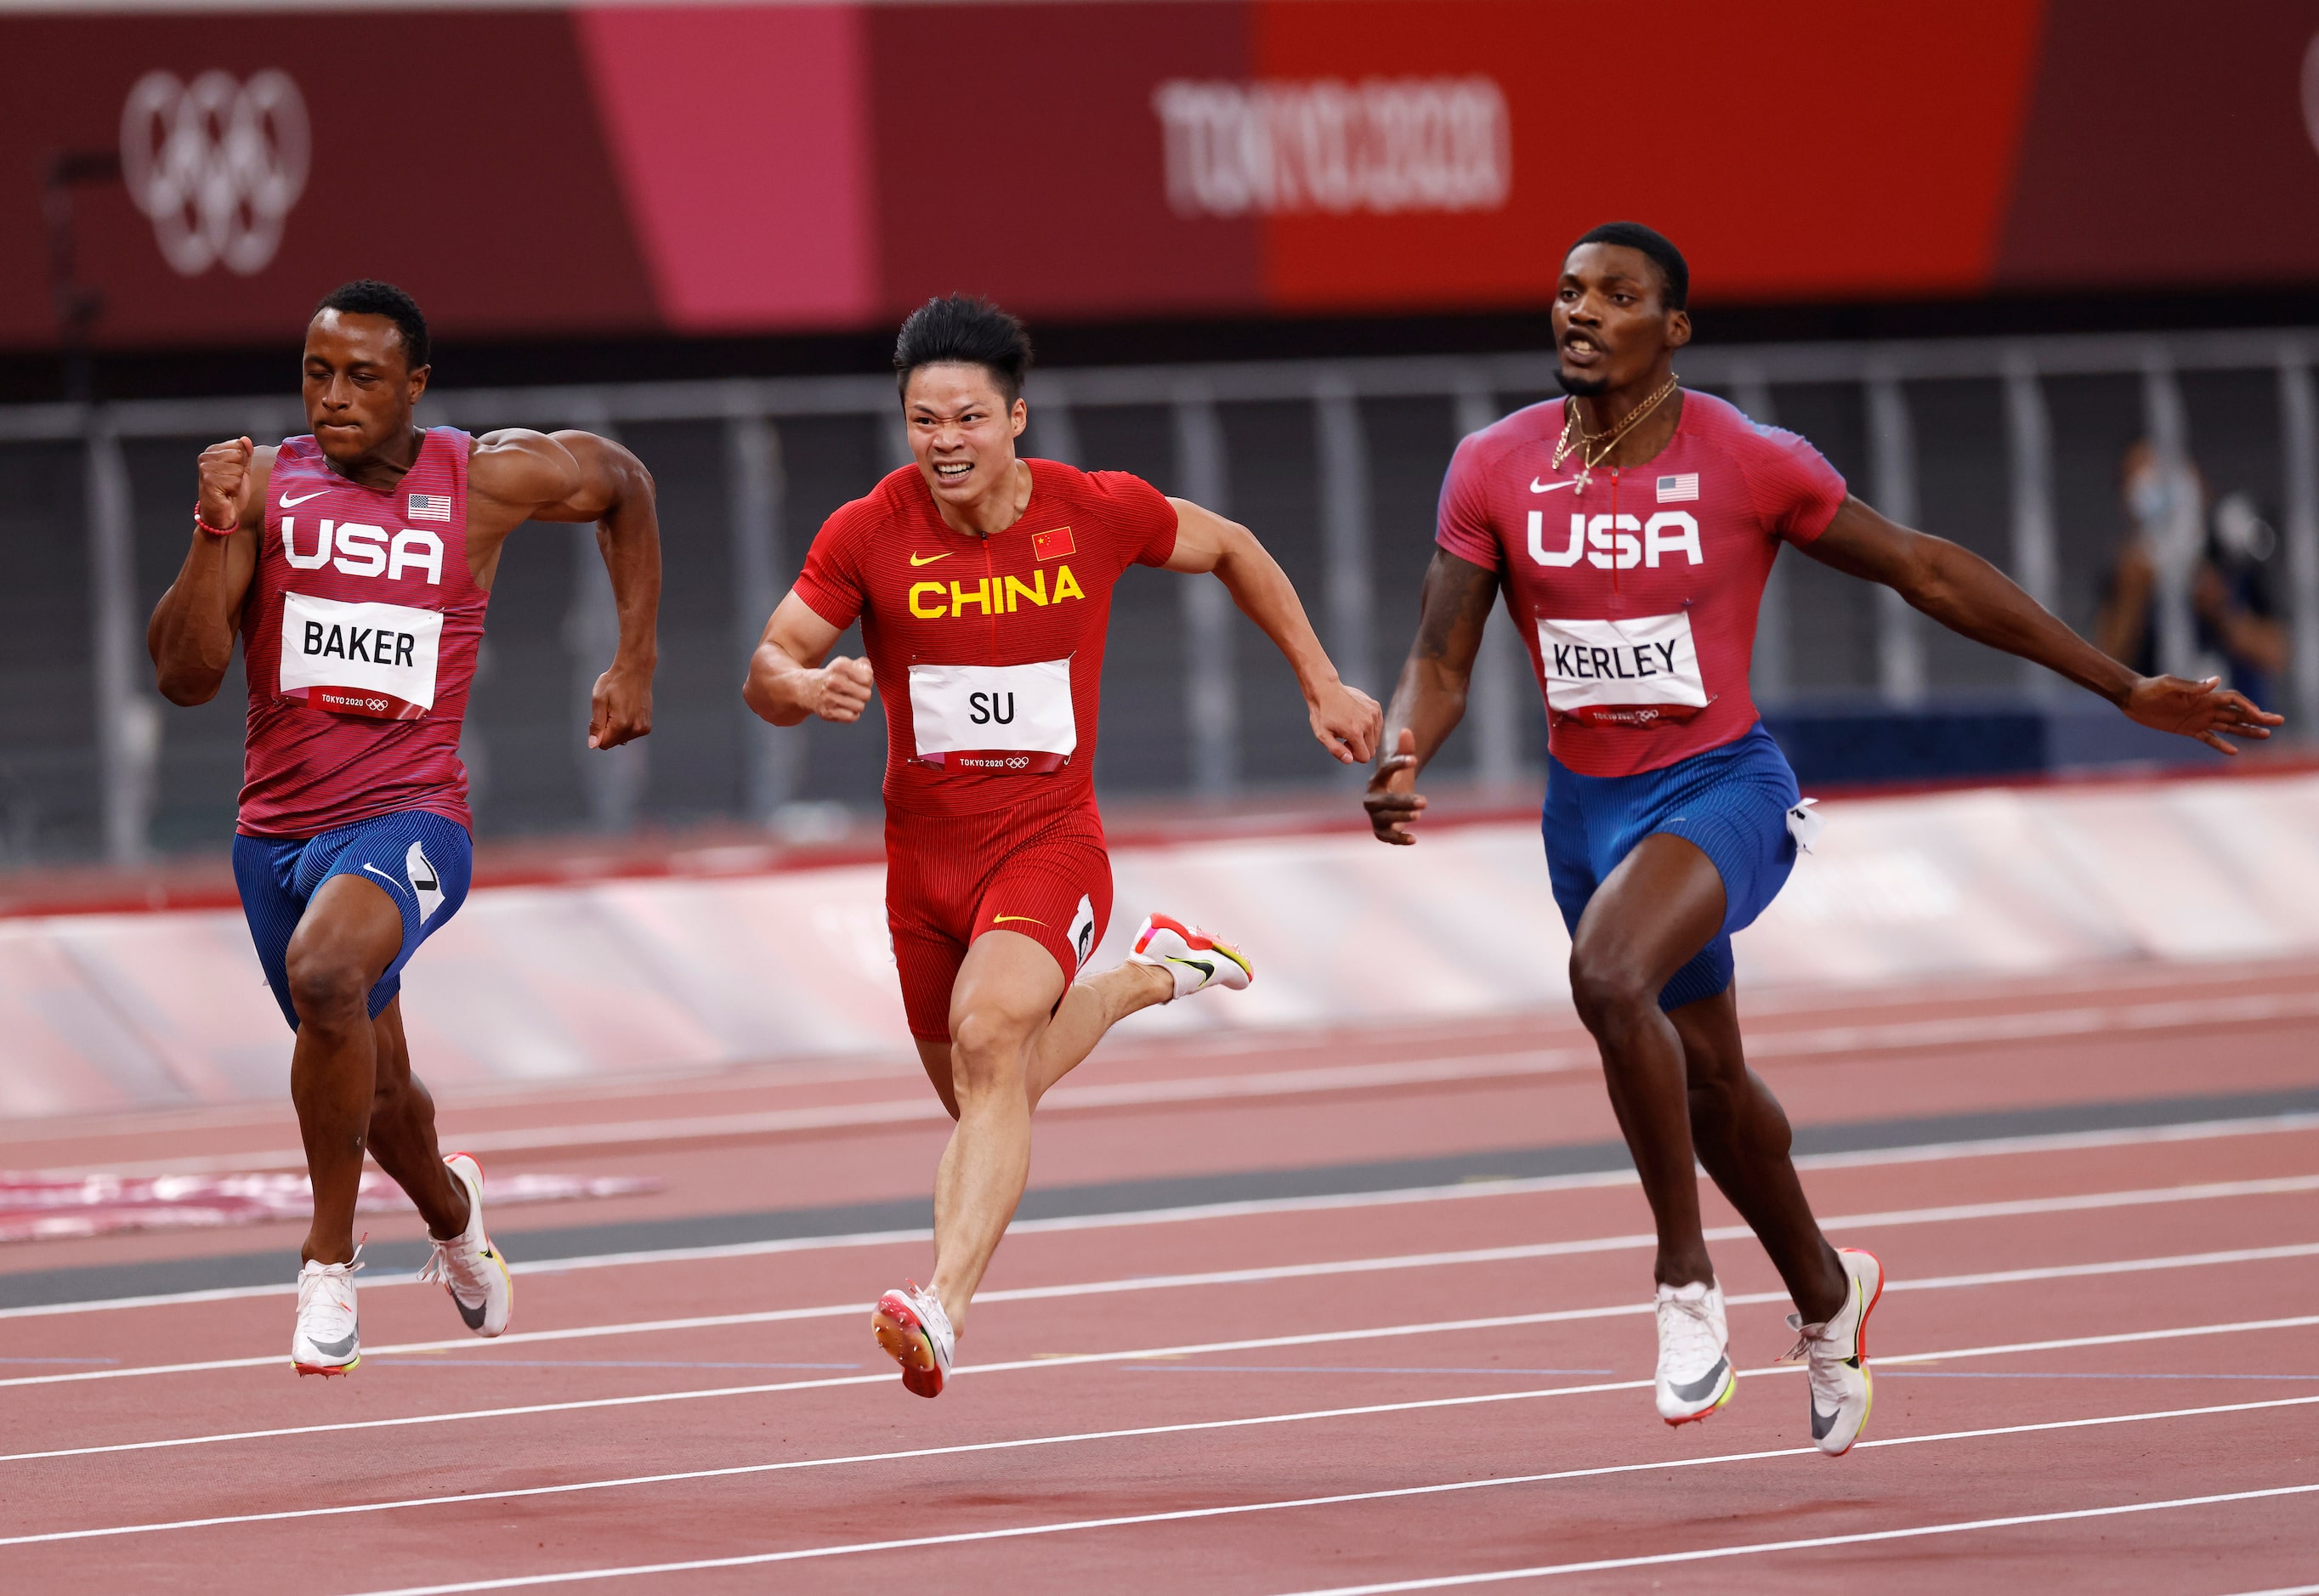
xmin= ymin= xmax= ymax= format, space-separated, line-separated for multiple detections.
xmin=2 ymin=959 xmax=2316 ymax=1594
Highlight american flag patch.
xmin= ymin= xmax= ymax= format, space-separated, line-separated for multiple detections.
xmin=1656 ymin=473 xmax=1698 ymax=503
xmin=406 ymin=493 xmax=451 ymax=522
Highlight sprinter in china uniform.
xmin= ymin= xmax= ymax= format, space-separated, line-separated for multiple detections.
xmin=149 ymin=281 xmax=661 ymax=1374
xmin=746 ymin=297 xmax=1380 ymax=1396
xmin=1366 ymin=224 xmax=2280 ymax=1454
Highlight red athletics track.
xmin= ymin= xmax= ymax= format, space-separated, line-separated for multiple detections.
xmin=0 ymin=959 xmax=2315 ymax=1593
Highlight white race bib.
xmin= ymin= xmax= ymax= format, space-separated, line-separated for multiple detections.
xmin=908 ymin=659 xmax=1075 ymax=773
xmin=279 ymin=591 xmax=444 ymax=721
xmin=1536 ymin=612 xmax=1708 ymax=725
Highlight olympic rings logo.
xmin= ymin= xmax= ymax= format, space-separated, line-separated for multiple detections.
xmin=119 ymin=70 xmax=309 ymax=278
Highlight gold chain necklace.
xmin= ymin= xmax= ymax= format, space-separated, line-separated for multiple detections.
xmin=1551 ymin=375 xmax=1680 ymax=491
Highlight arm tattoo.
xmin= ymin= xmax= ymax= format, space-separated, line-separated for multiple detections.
xmin=1413 ymin=552 xmax=1500 ymax=666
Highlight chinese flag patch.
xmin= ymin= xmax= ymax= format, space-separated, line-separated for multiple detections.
xmin=1033 ymin=524 xmax=1075 ymax=561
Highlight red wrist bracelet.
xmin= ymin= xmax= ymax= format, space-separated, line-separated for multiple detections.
xmin=194 ymin=503 xmax=239 ymax=537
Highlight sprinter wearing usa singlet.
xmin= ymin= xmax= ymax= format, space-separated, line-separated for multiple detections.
xmin=1367 ymin=224 xmax=2280 ymax=1457
xmin=148 ymin=280 xmax=661 ymax=1375
xmin=746 ymin=297 xmax=1380 ymax=1398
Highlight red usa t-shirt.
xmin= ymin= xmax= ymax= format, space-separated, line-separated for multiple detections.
xmin=1435 ymin=390 xmax=1846 ymax=778
xmin=239 ymin=427 xmax=486 ymax=835
xmin=791 ymin=458 xmax=1178 ymax=817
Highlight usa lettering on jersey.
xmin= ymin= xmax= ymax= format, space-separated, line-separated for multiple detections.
xmin=281 ymin=518 xmax=446 ymax=584
xmin=1528 ymin=510 xmax=1704 ymax=569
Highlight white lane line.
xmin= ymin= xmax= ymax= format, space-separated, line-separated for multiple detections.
xmin=4 ymin=1106 xmax=2311 ymax=1326
xmin=332 ymin=1476 xmax=2319 ymax=1594
xmin=3 ymin=1259 xmax=2311 ymax=1467
xmin=45 ymin=990 xmax=2318 ymax=1182
xmin=6 ymin=1173 xmax=2311 ymax=1389
xmin=5 ymin=1378 xmax=2314 ymax=1551
xmin=2220 ymin=1587 xmax=2319 ymax=1596
xmin=1268 ymin=1485 xmax=2319 ymax=1595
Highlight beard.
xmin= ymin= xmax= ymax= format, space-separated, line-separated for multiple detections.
xmin=1555 ymin=365 xmax=1609 ymax=398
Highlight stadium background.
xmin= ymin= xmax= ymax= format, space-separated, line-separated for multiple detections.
xmin=5 ymin=11 xmax=2319 ymax=1588
xmin=1 ymin=0 xmax=2315 ymax=865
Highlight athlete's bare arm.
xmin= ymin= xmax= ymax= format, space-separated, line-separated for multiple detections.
xmin=1364 ymin=549 xmax=1500 ymax=844
xmin=148 ymin=438 xmax=275 ymax=705
xmin=1807 ymin=495 xmax=2284 ymax=755
xmin=1165 ymin=497 xmax=1383 ymax=764
xmin=467 ymin=429 xmax=661 ymax=750
xmin=743 ymin=593 xmax=876 ymax=727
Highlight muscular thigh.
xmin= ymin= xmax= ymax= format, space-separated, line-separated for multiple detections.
xmin=1571 ymin=832 xmax=1728 ymax=994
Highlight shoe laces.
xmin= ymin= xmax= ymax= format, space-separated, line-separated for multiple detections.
xmin=417 ymin=1230 xmax=493 ymax=1301
xmin=1655 ymin=1286 xmax=1723 ymax=1368
xmin=1777 ymin=1313 xmax=1828 ymax=1366
xmin=1782 ymin=1313 xmax=1862 ymax=1417
xmin=298 ymin=1245 xmax=364 ymax=1327
xmin=905 ymin=1280 xmax=955 ymax=1355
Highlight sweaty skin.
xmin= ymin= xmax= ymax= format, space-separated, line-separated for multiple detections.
xmin=746 ymin=360 xmax=1381 ymax=1329
xmin=147 ymin=308 xmax=663 ymax=1268
xmin=1366 ymin=241 xmax=2283 ymax=1322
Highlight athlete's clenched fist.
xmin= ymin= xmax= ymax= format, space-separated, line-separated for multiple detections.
xmin=196 ymin=436 xmax=255 ymax=530
xmin=813 ymin=656 xmax=876 ymax=723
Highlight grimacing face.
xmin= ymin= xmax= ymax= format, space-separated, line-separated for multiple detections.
xmin=302 ymin=310 xmax=428 ymax=465
xmin=903 ymin=362 xmax=1027 ymax=508
xmin=1551 ymin=243 xmax=1689 ymax=397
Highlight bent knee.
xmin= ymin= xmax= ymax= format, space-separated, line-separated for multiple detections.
xmin=1567 ymin=949 xmax=1658 ymax=1035
xmin=285 ymin=955 xmax=373 ymax=1026
xmin=945 ymin=1009 xmax=1033 ymax=1089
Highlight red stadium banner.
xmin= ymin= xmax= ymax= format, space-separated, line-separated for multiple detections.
xmin=2 ymin=0 xmax=2315 ymax=351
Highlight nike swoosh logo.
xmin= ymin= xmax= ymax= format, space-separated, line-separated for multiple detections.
xmin=991 ymin=914 xmax=1046 ymax=926
xmin=1811 ymin=1398 xmax=1839 ymax=1440
xmin=453 ymin=1293 xmax=488 ymax=1330
xmin=362 ymin=863 xmax=411 ymax=899
xmin=1669 ymin=1357 xmax=1730 ymax=1404
xmin=910 ymin=552 xmax=952 ymax=567
xmin=309 ymin=1328 xmax=359 ymax=1358
xmin=279 ymin=489 xmax=328 ymax=507
xmin=1529 ymin=477 xmax=1578 ymax=494
xmin=1166 ymin=955 xmax=1216 ymax=982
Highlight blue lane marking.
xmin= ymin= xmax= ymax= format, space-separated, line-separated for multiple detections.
xmin=1118 ymin=1365 xmax=1617 ymax=1376
xmin=0 ymin=1356 xmax=122 ymax=1366
xmin=367 ymin=1358 xmax=862 ymax=1371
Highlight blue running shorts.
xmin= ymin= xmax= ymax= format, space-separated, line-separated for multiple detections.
xmin=231 ymin=808 xmax=473 ymax=1031
xmin=1543 ymin=721 xmax=1802 ymax=1012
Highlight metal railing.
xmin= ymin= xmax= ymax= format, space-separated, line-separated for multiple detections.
xmin=3 ymin=325 xmax=2315 ymax=865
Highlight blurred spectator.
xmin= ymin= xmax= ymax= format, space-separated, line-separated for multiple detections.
xmin=2095 ymin=441 xmax=2288 ymax=708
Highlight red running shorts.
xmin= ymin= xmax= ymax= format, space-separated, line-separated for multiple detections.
xmin=884 ymin=791 xmax=1113 ymax=1042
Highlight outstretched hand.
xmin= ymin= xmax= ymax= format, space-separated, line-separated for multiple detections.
xmin=1364 ymin=728 xmax=1426 ymax=845
xmin=1309 ymin=678 xmax=1384 ymax=765
xmin=2122 ymin=673 xmax=2283 ymax=755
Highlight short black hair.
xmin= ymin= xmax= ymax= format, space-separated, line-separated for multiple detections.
xmin=1568 ymin=222 xmax=1688 ymax=312
xmin=314 ymin=280 xmax=430 ymax=371
xmin=893 ymin=295 xmax=1032 ymax=405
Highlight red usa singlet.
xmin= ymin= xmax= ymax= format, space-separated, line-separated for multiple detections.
xmin=236 ymin=426 xmax=488 ymax=836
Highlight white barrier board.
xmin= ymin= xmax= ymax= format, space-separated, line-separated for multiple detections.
xmin=3 ymin=773 xmax=2314 ymax=1116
